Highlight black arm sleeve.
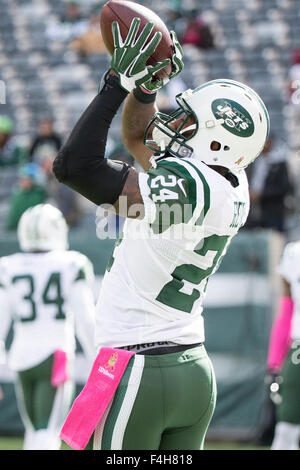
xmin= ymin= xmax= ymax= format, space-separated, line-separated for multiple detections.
xmin=53 ymin=74 xmax=130 ymax=206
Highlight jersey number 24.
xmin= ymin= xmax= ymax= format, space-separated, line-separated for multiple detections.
xmin=156 ymin=234 xmax=230 ymax=313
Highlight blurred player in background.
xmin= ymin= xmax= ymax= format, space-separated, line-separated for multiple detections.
xmin=53 ymin=19 xmax=269 ymax=449
xmin=267 ymin=241 xmax=300 ymax=450
xmin=0 ymin=203 xmax=96 ymax=450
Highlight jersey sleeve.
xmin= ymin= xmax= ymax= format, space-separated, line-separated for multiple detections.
xmin=71 ymin=282 xmax=96 ymax=363
xmin=138 ymin=159 xmax=209 ymax=234
xmin=73 ymin=254 xmax=95 ymax=287
xmin=277 ymin=242 xmax=297 ymax=283
xmin=0 ymin=258 xmax=9 ymax=289
xmin=0 ymin=259 xmax=12 ymax=363
xmin=69 ymin=253 xmax=96 ymax=363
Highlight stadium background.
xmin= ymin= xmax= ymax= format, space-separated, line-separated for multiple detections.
xmin=0 ymin=0 xmax=300 ymax=450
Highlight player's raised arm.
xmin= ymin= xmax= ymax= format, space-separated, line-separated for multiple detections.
xmin=122 ymin=31 xmax=184 ymax=171
xmin=267 ymin=243 xmax=295 ymax=374
xmin=267 ymin=277 xmax=293 ymax=373
xmin=122 ymin=91 xmax=157 ymax=172
xmin=53 ymin=18 xmax=171 ymax=217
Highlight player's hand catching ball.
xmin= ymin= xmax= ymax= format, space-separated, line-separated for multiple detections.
xmin=139 ymin=30 xmax=184 ymax=94
xmin=110 ymin=17 xmax=171 ymax=93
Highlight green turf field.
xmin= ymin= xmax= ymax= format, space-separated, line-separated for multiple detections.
xmin=0 ymin=436 xmax=269 ymax=450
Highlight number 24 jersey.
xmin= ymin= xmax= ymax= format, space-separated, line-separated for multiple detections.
xmin=95 ymin=157 xmax=250 ymax=349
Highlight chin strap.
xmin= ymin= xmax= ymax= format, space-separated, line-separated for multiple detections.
xmin=181 ymin=124 xmax=197 ymax=133
xmin=149 ymin=153 xmax=166 ymax=168
xmin=149 ymin=122 xmax=197 ymax=162
xmin=224 ymin=169 xmax=239 ymax=188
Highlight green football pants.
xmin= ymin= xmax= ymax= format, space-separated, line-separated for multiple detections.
xmin=15 ymin=354 xmax=74 ymax=431
xmin=277 ymin=340 xmax=300 ymax=424
xmin=93 ymin=344 xmax=216 ymax=450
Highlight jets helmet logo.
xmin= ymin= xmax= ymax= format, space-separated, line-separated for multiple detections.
xmin=211 ymin=99 xmax=255 ymax=138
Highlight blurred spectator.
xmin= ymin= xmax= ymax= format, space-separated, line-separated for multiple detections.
xmin=70 ymin=10 xmax=107 ymax=57
xmin=287 ymin=47 xmax=300 ymax=150
xmin=61 ymin=1 xmax=84 ymax=23
xmin=50 ymin=182 xmax=83 ymax=228
xmin=181 ymin=13 xmax=214 ymax=50
xmin=30 ymin=118 xmax=62 ymax=163
xmin=288 ymin=48 xmax=300 ymax=98
xmin=247 ymin=136 xmax=292 ymax=233
xmin=0 ymin=116 xmax=27 ymax=167
xmin=46 ymin=1 xmax=88 ymax=43
xmin=164 ymin=5 xmax=186 ymax=39
xmin=28 ymin=118 xmax=82 ymax=227
xmin=38 ymin=151 xmax=83 ymax=228
xmin=6 ymin=163 xmax=47 ymax=230
xmin=167 ymin=0 xmax=183 ymax=9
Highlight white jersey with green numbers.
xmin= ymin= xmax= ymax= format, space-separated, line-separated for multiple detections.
xmin=95 ymin=156 xmax=250 ymax=349
xmin=277 ymin=241 xmax=300 ymax=340
xmin=0 ymin=250 xmax=96 ymax=371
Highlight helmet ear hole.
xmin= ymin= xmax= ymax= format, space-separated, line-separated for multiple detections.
xmin=224 ymin=145 xmax=230 ymax=151
xmin=210 ymin=141 xmax=221 ymax=151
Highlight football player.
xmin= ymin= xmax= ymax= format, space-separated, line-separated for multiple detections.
xmin=267 ymin=242 xmax=300 ymax=450
xmin=53 ymin=18 xmax=269 ymax=449
xmin=0 ymin=204 xmax=96 ymax=450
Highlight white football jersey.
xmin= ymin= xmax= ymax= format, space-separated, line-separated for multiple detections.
xmin=277 ymin=241 xmax=300 ymax=340
xmin=0 ymin=250 xmax=96 ymax=371
xmin=95 ymin=157 xmax=250 ymax=349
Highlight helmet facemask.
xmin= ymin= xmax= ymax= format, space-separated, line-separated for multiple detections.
xmin=144 ymin=97 xmax=197 ymax=159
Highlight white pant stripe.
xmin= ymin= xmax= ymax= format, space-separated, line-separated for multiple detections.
xmin=111 ymin=355 xmax=145 ymax=450
xmin=93 ymin=355 xmax=145 ymax=450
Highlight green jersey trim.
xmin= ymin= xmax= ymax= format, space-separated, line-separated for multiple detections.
xmin=161 ymin=158 xmax=211 ymax=227
xmin=154 ymin=159 xmax=197 ymax=213
xmin=74 ymin=267 xmax=86 ymax=281
xmin=141 ymin=158 xmax=211 ymax=233
xmin=142 ymin=159 xmax=198 ymax=234
xmin=180 ymin=159 xmax=211 ymax=221
xmin=73 ymin=257 xmax=94 ymax=284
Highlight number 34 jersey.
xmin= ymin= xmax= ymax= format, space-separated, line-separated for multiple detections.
xmin=0 ymin=250 xmax=96 ymax=371
xmin=95 ymin=157 xmax=250 ymax=349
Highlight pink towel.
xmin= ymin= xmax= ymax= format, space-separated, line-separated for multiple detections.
xmin=51 ymin=350 xmax=68 ymax=387
xmin=60 ymin=347 xmax=135 ymax=450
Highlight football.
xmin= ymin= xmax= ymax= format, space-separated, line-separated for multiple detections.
xmin=100 ymin=0 xmax=173 ymax=79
